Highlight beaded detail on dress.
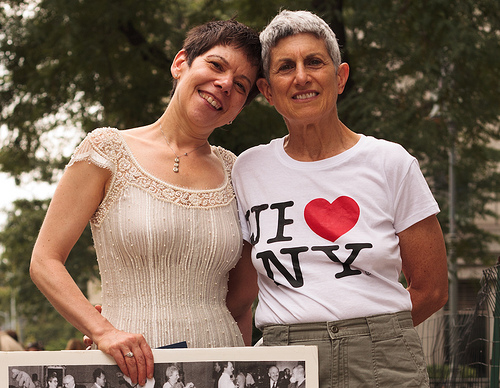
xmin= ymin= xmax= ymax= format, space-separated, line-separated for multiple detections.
xmin=67 ymin=127 xmax=237 ymax=224
xmin=66 ymin=127 xmax=244 ymax=348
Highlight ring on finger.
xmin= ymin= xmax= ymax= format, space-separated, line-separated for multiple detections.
xmin=125 ymin=351 xmax=134 ymax=358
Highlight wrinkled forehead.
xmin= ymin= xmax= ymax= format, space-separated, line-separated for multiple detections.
xmin=269 ymin=33 xmax=328 ymax=58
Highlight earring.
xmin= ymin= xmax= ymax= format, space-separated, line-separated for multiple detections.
xmin=228 ymin=121 xmax=233 ymax=125
xmin=173 ymin=74 xmax=179 ymax=79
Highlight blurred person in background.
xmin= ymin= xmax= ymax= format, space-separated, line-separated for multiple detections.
xmin=65 ymin=338 xmax=86 ymax=350
xmin=26 ymin=341 xmax=44 ymax=351
xmin=0 ymin=330 xmax=24 ymax=351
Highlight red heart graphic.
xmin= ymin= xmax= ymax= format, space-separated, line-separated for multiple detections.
xmin=304 ymin=196 xmax=360 ymax=242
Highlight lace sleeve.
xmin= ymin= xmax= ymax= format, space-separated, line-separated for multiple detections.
xmin=66 ymin=127 xmax=118 ymax=173
xmin=214 ymin=146 xmax=237 ymax=178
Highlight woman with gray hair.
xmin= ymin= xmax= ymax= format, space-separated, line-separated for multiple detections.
xmin=232 ymin=9 xmax=448 ymax=387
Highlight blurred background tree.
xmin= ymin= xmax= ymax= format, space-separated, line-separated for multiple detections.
xmin=0 ymin=199 xmax=95 ymax=349
xmin=0 ymin=0 xmax=499 ymax=348
xmin=340 ymin=0 xmax=500 ymax=261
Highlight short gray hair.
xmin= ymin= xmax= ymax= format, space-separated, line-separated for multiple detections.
xmin=260 ymin=10 xmax=342 ymax=80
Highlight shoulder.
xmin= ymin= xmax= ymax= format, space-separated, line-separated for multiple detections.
xmin=82 ymin=127 xmax=122 ymax=148
xmin=362 ymin=135 xmax=412 ymax=157
xmin=238 ymin=139 xmax=278 ymax=159
xmin=364 ymin=136 xmax=413 ymax=159
xmin=213 ymin=145 xmax=237 ymax=168
xmin=76 ymin=127 xmax=126 ymax=160
xmin=358 ymin=135 xmax=417 ymax=171
xmin=74 ymin=127 xmax=122 ymax=154
xmin=234 ymin=138 xmax=282 ymax=172
xmin=68 ymin=127 xmax=125 ymax=172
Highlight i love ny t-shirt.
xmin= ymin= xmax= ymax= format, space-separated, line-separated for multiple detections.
xmin=232 ymin=135 xmax=439 ymax=328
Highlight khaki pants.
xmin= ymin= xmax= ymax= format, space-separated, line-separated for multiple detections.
xmin=262 ymin=311 xmax=429 ymax=388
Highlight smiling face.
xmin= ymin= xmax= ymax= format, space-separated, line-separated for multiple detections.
xmin=268 ymin=366 xmax=279 ymax=382
xmin=257 ymin=33 xmax=349 ymax=128
xmin=171 ymin=44 xmax=259 ymax=132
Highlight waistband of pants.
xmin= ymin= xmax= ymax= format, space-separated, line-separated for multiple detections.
xmin=262 ymin=311 xmax=414 ymax=344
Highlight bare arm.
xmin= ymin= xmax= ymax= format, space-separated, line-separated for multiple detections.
xmin=226 ymin=241 xmax=258 ymax=345
xmin=30 ymin=160 xmax=153 ymax=385
xmin=399 ymin=215 xmax=448 ymax=326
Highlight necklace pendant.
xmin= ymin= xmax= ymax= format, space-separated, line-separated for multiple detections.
xmin=159 ymin=124 xmax=208 ymax=175
xmin=173 ymin=160 xmax=180 ymax=173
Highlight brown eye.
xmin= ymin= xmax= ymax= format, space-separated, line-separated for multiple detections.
xmin=307 ymin=58 xmax=324 ymax=67
xmin=278 ymin=63 xmax=294 ymax=72
xmin=235 ymin=81 xmax=246 ymax=93
xmin=210 ymin=61 xmax=223 ymax=70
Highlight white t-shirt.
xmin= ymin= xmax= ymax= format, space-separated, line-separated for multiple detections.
xmin=218 ymin=373 xmax=236 ymax=388
xmin=232 ymin=135 xmax=439 ymax=328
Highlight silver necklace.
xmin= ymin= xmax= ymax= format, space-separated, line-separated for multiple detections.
xmin=159 ymin=124 xmax=207 ymax=173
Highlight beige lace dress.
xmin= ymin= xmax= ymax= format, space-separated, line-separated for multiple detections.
xmin=68 ymin=127 xmax=244 ymax=348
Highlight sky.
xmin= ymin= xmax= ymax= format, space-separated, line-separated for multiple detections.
xmin=0 ymin=120 xmax=82 ymax=228
xmin=0 ymin=172 xmax=55 ymax=227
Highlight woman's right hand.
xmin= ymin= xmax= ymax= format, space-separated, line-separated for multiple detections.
xmin=92 ymin=327 xmax=154 ymax=387
xmin=82 ymin=304 xmax=153 ymax=385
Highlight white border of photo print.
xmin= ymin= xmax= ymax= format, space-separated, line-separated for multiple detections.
xmin=3 ymin=345 xmax=318 ymax=388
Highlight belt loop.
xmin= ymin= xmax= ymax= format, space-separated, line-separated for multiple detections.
xmin=366 ymin=313 xmax=402 ymax=342
xmin=263 ymin=325 xmax=290 ymax=346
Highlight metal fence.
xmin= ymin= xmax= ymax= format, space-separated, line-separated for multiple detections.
xmin=418 ymin=265 xmax=500 ymax=387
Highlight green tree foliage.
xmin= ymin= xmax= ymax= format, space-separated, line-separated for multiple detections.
xmin=0 ymin=199 xmax=96 ymax=348
xmin=0 ymin=0 xmax=306 ymax=349
xmin=337 ymin=0 xmax=500 ymax=262
xmin=1 ymin=0 xmax=499 ymax=347
xmin=0 ymin=0 xmax=296 ymax=178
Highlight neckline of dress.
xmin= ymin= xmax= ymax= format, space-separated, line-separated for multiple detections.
xmin=111 ymin=128 xmax=229 ymax=193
